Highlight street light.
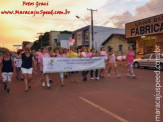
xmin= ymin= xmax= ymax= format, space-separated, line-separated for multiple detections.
xmin=76 ymin=15 xmax=88 ymax=26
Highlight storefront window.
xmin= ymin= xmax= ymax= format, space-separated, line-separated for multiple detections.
xmin=136 ymin=34 xmax=163 ymax=55
xmin=84 ymin=30 xmax=89 ymax=42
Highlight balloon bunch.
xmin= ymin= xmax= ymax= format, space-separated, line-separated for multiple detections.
xmin=68 ymin=37 xmax=75 ymax=46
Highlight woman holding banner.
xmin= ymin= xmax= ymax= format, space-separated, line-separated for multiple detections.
xmin=67 ymin=45 xmax=79 ymax=82
xmin=57 ymin=48 xmax=66 ymax=87
xmin=87 ymin=48 xmax=100 ymax=80
xmin=99 ymin=47 xmax=108 ymax=79
xmin=79 ymin=46 xmax=88 ymax=81
xmin=38 ymin=47 xmax=51 ymax=89
xmin=47 ymin=46 xmax=54 ymax=83
xmin=13 ymin=47 xmax=36 ymax=92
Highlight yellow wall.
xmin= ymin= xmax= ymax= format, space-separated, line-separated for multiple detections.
xmin=104 ymin=36 xmax=130 ymax=55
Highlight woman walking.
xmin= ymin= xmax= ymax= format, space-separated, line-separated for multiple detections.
xmin=108 ymin=48 xmax=121 ymax=78
xmin=67 ymin=46 xmax=78 ymax=82
xmin=87 ymin=48 xmax=100 ymax=80
xmin=47 ymin=46 xmax=54 ymax=83
xmin=14 ymin=50 xmax=23 ymax=80
xmin=126 ymin=46 xmax=136 ymax=78
xmin=1 ymin=51 xmax=14 ymax=94
xmin=13 ymin=47 xmax=36 ymax=92
xmin=57 ymin=48 xmax=66 ymax=86
xmin=79 ymin=46 xmax=88 ymax=81
xmin=99 ymin=47 xmax=108 ymax=79
xmin=38 ymin=47 xmax=51 ymax=89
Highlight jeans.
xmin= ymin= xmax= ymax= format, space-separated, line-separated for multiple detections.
xmin=82 ymin=71 xmax=88 ymax=79
xmin=90 ymin=70 xmax=98 ymax=78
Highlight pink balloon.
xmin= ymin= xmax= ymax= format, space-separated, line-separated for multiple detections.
xmin=68 ymin=37 xmax=72 ymax=42
xmin=72 ymin=39 xmax=75 ymax=43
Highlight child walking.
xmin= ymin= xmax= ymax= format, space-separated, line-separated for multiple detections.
xmin=108 ymin=48 xmax=121 ymax=78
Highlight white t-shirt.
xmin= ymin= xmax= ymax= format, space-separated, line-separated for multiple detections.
xmin=81 ymin=52 xmax=87 ymax=57
xmin=14 ymin=58 xmax=22 ymax=68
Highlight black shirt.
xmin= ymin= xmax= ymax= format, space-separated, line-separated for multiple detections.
xmin=21 ymin=53 xmax=33 ymax=69
xmin=2 ymin=57 xmax=13 ymax=72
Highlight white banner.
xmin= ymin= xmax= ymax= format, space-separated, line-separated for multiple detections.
xmin=43 ymin=57 xmax=105 ymax=73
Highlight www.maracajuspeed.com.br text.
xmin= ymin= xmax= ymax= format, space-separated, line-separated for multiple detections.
xmin=1 ymin=9 xmax=71 ymax=17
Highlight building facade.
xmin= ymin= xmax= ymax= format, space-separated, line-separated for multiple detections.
xmin=102 ymin=34 xmax=130 ymax=55
xmin=72 ymin=26 xmax=125 ymax=51
xmin=125 ymin=14 xmax=163 ymax=58
xmin=49 ymin=31 xmax=71 ymax=49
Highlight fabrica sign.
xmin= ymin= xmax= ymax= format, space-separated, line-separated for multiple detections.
xmin=125 ymin=14 xmax=163 ymax=38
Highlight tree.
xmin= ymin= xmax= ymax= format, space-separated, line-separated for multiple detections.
xmin=31 ymin=32 xmax=50 ymax=51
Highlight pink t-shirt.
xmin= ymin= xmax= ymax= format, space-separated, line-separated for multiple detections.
xmin=87 ymin=52 xmax=93 ymax=58
xmin=100 ymin=51 xmax=108 ymax=60
xmin=38 ymin=53 xmax=50 ymax=71
xmin=36 ymin=51 xmax=41 ymax=58
xmin=57 ymin=54 xmax=66 ymax=58
xmin=127 ymin=51 xmax=135 ymax=63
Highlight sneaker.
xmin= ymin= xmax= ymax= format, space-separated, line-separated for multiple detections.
xmin=4 ymin=83 xmax=7 ymax=90
xmin=42 ymin=82 xmax=46 ymax=87
xmin=7 ymin=88 xmax=11 ymax=94
xmin=132 ymin=75 xmax=136 ymax=79
xmin=126 ymin=74 xmax=131 ymax=78
xmin=91 ymin=77 xmax=94 ymax=80
xmin=107 ymin=74 xmax=111 ymax=77
xmin=96 ymin=77 xmax=100 ymax=80
xmin=116 ymin=75 xmax=121 ymax=78
xmin=83 ymin=77 xmax=87 ymax=82
xmin=47 ymin=84 xmax=51 ymax=89
xmin=60 ymin=82 xmax=64 ymax=87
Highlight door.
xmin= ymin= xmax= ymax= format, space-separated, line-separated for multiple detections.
xmin=150 ymin=54 xmax=157 ymax=67
xmin=139 ymin=54 xmax=151 ymax=67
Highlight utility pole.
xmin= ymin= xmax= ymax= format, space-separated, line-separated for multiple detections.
xmin=87 ymin=8 xmax=97 ymax=49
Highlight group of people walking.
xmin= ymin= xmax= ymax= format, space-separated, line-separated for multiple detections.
xmin=0 ymin=45 xmax=136 ymax=94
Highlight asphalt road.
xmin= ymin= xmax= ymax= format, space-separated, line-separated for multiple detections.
xmin=0 ymin=66 xmax=163 ymax=122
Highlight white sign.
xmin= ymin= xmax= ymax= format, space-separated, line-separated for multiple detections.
xmin=43 ymin=57 xmax=105 ymax=73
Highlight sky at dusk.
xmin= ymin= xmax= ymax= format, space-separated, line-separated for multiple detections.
xmin=0 ymin=0 xmax=163 ymax=50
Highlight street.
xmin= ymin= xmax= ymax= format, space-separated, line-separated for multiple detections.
xmin=0 ymin=66 xmax=163 ymax=122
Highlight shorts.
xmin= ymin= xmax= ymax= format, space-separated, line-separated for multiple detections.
xmin=21 ymin=68 xmax=33 ymax=74
xmin=16 ymin=67 xmax=21 ymax=72
xmin=60 ymin=72 xmax=64 ymax=78
xmin=2 ymin=72 xmax=13 ymax=82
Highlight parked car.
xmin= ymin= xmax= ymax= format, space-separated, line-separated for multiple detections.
xmin=134 ymin=53 xmax=163 ymax=70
